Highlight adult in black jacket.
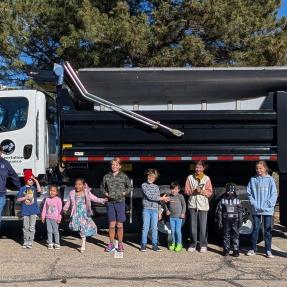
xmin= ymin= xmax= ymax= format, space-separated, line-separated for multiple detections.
xmin=0 ymin=146 xmax=21 ymax=233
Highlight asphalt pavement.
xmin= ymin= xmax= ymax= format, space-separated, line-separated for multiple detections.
xmin=0 ymin=221 xmax=287 ymax=287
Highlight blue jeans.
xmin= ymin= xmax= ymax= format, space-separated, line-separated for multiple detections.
xmin=170 ymin=217 xmax=183 ymax=244
xmin=251 ymin=215 xmax=272 ymax=253
xmin=46 ymin=219 xmax=60 ymax=245
xmin=0 ymin=196 xmax=6 ymax=232
xmin=141 ymin=208 xmax=158 ymax=246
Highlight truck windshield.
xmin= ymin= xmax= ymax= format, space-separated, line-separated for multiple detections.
xmin=0 ymin=97 xmax=28 ymax=132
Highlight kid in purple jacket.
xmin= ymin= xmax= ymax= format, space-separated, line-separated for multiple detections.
xmin=63 ymin=178 xmax=107 ymax=252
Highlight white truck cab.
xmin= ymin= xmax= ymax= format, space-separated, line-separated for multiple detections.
xmin=0 ymin=89 xmax=58 ymax=178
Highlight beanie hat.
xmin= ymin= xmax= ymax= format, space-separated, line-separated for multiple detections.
xmin=24 ymin=170 xmax=34 ymax=182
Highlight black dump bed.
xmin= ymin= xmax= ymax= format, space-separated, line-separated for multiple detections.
xmin=60 ymin=67 xmax=287 ymax=159
xmin=60 ymin=110 xmax=276 ymax=157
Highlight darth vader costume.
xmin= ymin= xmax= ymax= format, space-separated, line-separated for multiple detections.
xmin=216 ymin=183 xmax=243 ymax=257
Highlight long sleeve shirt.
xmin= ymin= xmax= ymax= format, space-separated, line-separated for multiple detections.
xmin=184 ymin=174 xmax=213 ymax=211
xmin=0 ymin=157 xmax=21 ymax=196
xmin=142 ymin=182 xmax=160 ymax=209
xmin=63 ymin=188 xmax=106 ymax=217
xmin=42 ymin=196 xmax=62 ymax=221
xmin=165 ymin=193 xmax=186 ymax=218
xmin=100 ymin=171 xmax=133 ymax=202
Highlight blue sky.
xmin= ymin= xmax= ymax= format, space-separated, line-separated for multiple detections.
xmin=279 ymin=0 xmax=287 ymax=16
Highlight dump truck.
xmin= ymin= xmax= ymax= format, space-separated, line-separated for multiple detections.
xmin=1 ymin=63 xmax=287 ymax=240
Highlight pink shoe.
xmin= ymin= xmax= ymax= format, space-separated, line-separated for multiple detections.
xmin=117 ymin=242 xmax=124 ymax=252
xmin=105 ymin=242 xmax=115 ymax=252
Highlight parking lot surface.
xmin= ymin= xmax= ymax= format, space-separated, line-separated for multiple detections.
xmin=0 ymin=222 xmax=287 ymax=287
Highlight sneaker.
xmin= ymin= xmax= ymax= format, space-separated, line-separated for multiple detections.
xmin=246 ymin=250 xmax=255 ymax=256
xmin=169 ymin=243 xmax=176 ymax=251
xmin=233 ymin=250 xmax=240 ymax=257
xmin=223 ymin=250 xmax=229 ymax=256
xmin=54 ymin=244 xmax=60 ymax=250
xmin=22 ymin=243 xmax=28 ymax=249
xmin=152 ymin=245 xmax=162 ymax=252
xmin=174 ymin=244 xmax=183 ymax=252
xmin=105 ymin=242 xmax=115 ymax=253
xmin=26 ymin=244 xmax=32 ymax=249
xmin=117 ymin=242 xmax=124 ymax=252
xmin=187 ymin=246 xmax=196 ymax=252
xmin=266 ymin=251 xmax=274 ymax=258
xmin=48 ymin=244 xmax=54 ymax=250
xmin=140 ymin=244 xmax=147 ymax=252
xmin=200 ymin=247 xmax=207 ymax=253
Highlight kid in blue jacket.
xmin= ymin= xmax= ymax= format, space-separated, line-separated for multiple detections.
xmin=246 ymin=161 xmax=277 ymax=258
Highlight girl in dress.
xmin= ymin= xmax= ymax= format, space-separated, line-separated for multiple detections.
xmin=63 ymin=178 xmax=107 ymax=252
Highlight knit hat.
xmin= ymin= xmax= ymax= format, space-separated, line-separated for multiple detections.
xmin=24 ymin=170 xmax=34 ymax=182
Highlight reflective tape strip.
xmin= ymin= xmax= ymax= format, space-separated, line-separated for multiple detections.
xmin=233 ymin=156 xmax=244 ymax=160
xmin=129 ymin=157 xmax=140 ymax=161
xmin=155 ymin=157 xmax=165 ymax=161
xmin=181 ymin=156 xmax=192 ymax=161
xmin=88 ymin=156 xmax=104 ymax=161
xmin=207 ymin=156 xmax=218 ymax=160
xmin=141 ymin=156 xmax=156 ymax=161
xmin=192 ymin=156 xmax=208 ymax=161
xmin=62 ymin=155 xmax=278 ymax=162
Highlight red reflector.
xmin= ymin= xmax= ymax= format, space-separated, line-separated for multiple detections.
xmin=192 ymin=156 xmax=208 ymax=161
xmin=244 ymin=156 xmax=261 ymax=161
xmin=140 ymin=156 xmax=156 ymax=161
xmin=88 ymin=156 xmax=104 ymax=161
xmin=166 ymin=156 xmax=181 ymax=161
xmin=218 ymin=156 xmax=233 ymax=161
xmin=270 ymin=155 xmax=278 ymax=161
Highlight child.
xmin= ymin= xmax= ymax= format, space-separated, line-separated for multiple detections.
xmin=101 ymin=157 xmax=133 ymax=252
xmin=140 ymin=169 xmax=169 ymax=252
xmin=41 ymin=185 xmax=62 ymax=250
xmin=246 ymin=161 xmax=277 ymax=258
xmin=216 ymin=183 xmax=243 ymax=257
xmin=63 ymin=178 xmax=107 ymax=252
xmin=185 ymin=160 xmax=213 ymax=253
xmin=165 ymin=181 xmax=186 ymax=252
xmin=17 ymin=170 xmax=42 ymax=248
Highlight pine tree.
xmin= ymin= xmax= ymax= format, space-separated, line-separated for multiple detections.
xmin=0 ymin=0 xmax=286 ymax=83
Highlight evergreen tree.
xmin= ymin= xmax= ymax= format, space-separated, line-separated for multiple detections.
xmin=0 ymin=0 xmax=286 ymax=83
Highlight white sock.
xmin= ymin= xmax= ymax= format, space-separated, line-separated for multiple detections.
xmin=81 ymin=237 xmax=86 ymax=248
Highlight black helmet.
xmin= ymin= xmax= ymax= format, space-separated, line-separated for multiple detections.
xmin=225 ymin=183 xmax=237 ymax=196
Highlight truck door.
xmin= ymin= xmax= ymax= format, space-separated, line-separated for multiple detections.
xmin=0 ymin=90 xmax=37 ymax=176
